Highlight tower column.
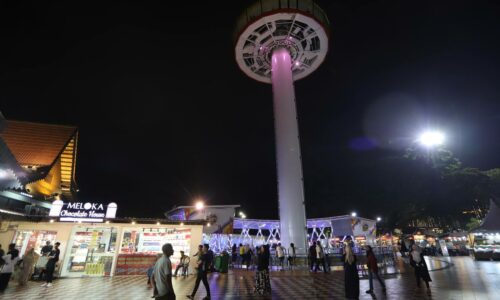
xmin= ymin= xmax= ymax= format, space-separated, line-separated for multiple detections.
xmin=271 ymin=48 xmax=308 ymax=254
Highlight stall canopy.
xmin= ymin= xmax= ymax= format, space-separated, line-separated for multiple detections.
xmin=473 ymin=199 xmax=500 ymax=233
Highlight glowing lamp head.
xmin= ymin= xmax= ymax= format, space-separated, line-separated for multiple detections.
xmin=376 ymin=217 xmax=382 ymax=222
xmin=351 ymin=212 xmax=357 ymax=217
xmin=195 ymin=201 xmax=204 ymax=210
xmin=418 ymin=131 xmax=445 ymax=148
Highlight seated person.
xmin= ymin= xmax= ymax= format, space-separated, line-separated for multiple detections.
xmin=173 ymin=251 xmax=190 ymax=276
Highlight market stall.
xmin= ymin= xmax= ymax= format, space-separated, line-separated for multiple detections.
xmin=471 ymin=199 xmax=500 ymax=261
xmin=439 ymin=232 xmax=470 ymax=256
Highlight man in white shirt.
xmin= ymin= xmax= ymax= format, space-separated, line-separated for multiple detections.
xmin=314 ymin=241 xmax=328 ymax=273
xmin=288 ymin=243 xmax=296 ymax=270
xmin=173 ymin=251 xmax=190 ymax=277
xmin=276 ymin=243 xmax=285 ymax=271
xmin=152 ymin=243 xmax=175 ymax=300
xmin=0 ymin=243 xmax=20 ymax=292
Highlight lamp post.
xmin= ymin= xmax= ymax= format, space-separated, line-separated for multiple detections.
xmin=376 ymin=217 xmax=382 ymax=247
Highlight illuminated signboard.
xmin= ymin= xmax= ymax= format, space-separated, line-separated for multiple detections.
xmin=49 ymin=200 xmax=117 ymax=222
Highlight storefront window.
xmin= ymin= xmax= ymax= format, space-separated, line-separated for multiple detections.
xmin=116 ymin=227 xmax=191 ymax=275
xmin=12 ymin=230 xmax=57 ymax=256
xmin=61 ymin=227 xmax=117 ymax=277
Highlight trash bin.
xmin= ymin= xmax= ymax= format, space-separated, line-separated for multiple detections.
xmin=214 ymin=255 xmax=222 ymax=272
xmin=219 ymin=254 xmax=229 ymax=273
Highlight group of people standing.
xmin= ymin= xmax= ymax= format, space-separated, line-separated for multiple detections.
xmin=343 ymin=243 xmax=432 ymax=299
xmin=0 ymin=241 xmax=60 ymax=292
xmin=309 ymin=241 xmax=328 ymax=273
xmin=149 ymin=243 xmax=215 ymax=300
xmin=231 ymin=242 xmax=297 ymax=271
xmin=343 ymin=245 xmax=386 ymax=299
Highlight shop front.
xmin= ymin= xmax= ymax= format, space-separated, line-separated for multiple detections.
xmin=116 ymin=227 xmax=193 ymax=275
xmin=12 ymin=229 xmax=58 ymax=256
xmin=0 ymin=220 xmax=203 ymax=278
xmin=61 ymin=226 xmax=118 ymax=277
xmin=0 ymin=221 xmax=74 ymax=261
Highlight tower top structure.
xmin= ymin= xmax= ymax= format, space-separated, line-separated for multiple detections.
xmin=234 ymin=0 xmax=330 ymax=84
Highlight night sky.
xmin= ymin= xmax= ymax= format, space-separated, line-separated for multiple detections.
xmin=1 ymin=1 xmax=500 ymax=220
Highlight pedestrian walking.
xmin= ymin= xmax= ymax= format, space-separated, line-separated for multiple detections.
xmin=187 ymin=244 xmax=212 ymax=300
xmin=254 ymin=245 xmax=271 ymax=295
xmin=152 ymin=243 xmax=176 ymax=300
xmin=41 ymin=242 xmax=60 ymax=287
xmin=18 ymin=248 xmax=39 ymax=286
xmin=343 ymin=244 xmax=359 ymax=299
xmin=365 ymin=245 xmax=386 ymax=294
xmin=0 ymin=243 xmax=20 ymax=292
xmin=239 ymin=243 xmax=245 ymax=268
xmin=409 ymin=245 xmax=432 ymax=293
xmin=37 ymin=241 xmax=53 ymax=281
xmin=399 ymin=241 xmax=407 ymax=257
xmin=276 ymin=243 xmax=285 ymax=271
xmin=231 ymin=244 xmax=237 ymax=267
xmin=309 ymin=242 xmax=317 ymax=271
xmin=148 ymin=254 xmax=163 ymax=290
xmin=0 ymin=244 xmax=5 ymax=269
xmin=244 ymin=244 xmax=253 ymax=269
xmin=315 ymin=241 xmax=328 ymax=273
xmin=287 ymin=243 xmax=296 ymax=270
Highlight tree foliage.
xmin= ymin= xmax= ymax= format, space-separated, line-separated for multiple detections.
xmin=465 ymin=217 xmax=481 ymax=231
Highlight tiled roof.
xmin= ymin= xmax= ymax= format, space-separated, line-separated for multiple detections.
xmin=0 ymin=120 xmax=77 ymax=166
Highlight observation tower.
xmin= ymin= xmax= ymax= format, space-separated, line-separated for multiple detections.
xmin=235 ymin=0 xmax=329 ymax=254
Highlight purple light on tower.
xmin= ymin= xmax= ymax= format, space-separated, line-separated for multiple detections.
xmin=235 ymin=0 xmax=330 ymax=255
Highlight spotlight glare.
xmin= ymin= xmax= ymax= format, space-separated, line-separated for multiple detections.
xmin=195 ymin=201 xmax=204 ymax=210
xmin=418 ymin=131 xmax=445 ymax=147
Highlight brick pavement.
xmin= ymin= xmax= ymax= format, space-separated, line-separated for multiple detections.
xmin=1 ymin=257 xmax=499 ymax=300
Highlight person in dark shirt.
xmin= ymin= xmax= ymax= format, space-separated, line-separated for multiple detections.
xmin=309 ymin=242 xmax=317 ymax=271
xmin=41 ymin=241 xmax=53 ymax=256
xmin=254 ymin=245 xmax=271 ymax=295
xmin=0 ymin=244 xmax=5 ymax=267
xmin=187 ymin=244 xmax=212 ymax=300
xmin=38 ymin=241 xmax=53 ymax=281
xmin=41 ymin=242 xmax=60 ymax=287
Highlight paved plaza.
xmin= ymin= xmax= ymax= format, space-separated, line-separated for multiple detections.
xmin=1 ymin=257 xmax=499 ymax=299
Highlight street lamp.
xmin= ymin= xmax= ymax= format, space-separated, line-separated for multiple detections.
xmin=195 ymin=200 xmax=204 ymax=210
xmin=418 ymin=131 xmax=445 ymax=148
xmin=376 ymin=217 xmax=382 ymax=222
xmin=351 ymin=212 xmax=357 ymax=217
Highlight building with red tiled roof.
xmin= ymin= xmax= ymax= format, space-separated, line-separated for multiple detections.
xmin=0 ymin=113 xmax=78 ymax=216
